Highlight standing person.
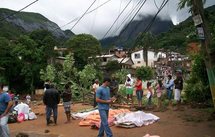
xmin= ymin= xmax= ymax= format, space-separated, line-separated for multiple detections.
xmin=43 ymin=84 xmax=60 ymax=126
xmin=164 ymin=75 xmax=174 ymax=107
xmin=26 ymin=94 xmax=31 ymax=105
xmin=125 ymin=74 xmax=134 ymax=105
xmin=96 ymin=77 xmax=114 ymax=137
xmin=135 ymin=76 xmax=143 ymax=108
xmin=92 ymin=79 xmax=100 ymax=108
xmin=8 ymin=90 xmax=14 ymax=100
xmin=174 ymin=70 xmax=183 ymax=110
xmin=146 ymin=82 xmax=153 ymax=109
xmin=44 ymin=79 xmax=50 ymax=92
xmin=109 ymin=76 xmax=119 ymax=97
xmin=61 ymin=83 xmax=72 ymax=123
xmin=0 ymin=83 xmax=13 ymax=137
xmin=155 ymin=80 xmax=163 ymax=111
xmin=14 ymin=94 xmax=19 ymax=106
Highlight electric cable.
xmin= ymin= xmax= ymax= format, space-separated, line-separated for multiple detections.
xmin=143 ymin=0 xmax=169 ymax=33
xmin=70 ymin=0 xmax=97 ymax=31
xmin=102 ymin=0 xmax=133 ymax=39
xmin=111 ymin=0 xmax=143 ymax=36
xmin=0 ymin=0 xmax=39 ymax=22
xmin=126 ymin=0 xmax=167 ymax=40
xmin=52 ymin=0 xmax=112 ymax=32
xmin=117 ymin=0 xmax=147 ymax=39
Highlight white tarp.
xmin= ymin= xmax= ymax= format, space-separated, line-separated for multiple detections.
xmin=71 ymin=109 xmax=99 ymax=119
xmin=14 ymin=102 xmax=29 ymax=115
xmin=14 ymin=102 xmax=37 ymax=120
xmin=114 ymin=111 xmax=159 ymax=127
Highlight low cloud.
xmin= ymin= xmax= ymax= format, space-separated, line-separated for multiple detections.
xmin=0 ymin=0 xmax=214 ymax=39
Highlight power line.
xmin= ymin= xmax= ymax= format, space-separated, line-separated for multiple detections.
xmin=143 ymin=0 xmax=169 ymax=33
xmin=70 ymin=0 xmax=97 ymax=31
xmin=0 ymin=0 xmax=39 ymax=22
xmin=111 ymin=0 xmax=143 ymax=36
xmin=116 ymin=0 xmax=123 ymax=28
xmin=126 ymin=0 xmax=168 ymax=41
xmin=102 ymin=0 xmax=133 ymax=39
xmin=127 ymin=0 xmax=166 ymax=39
xmin=118 ymin=0 xmax=147 ymax=39
xmin=154 ymin=0 xmax=159 ymax=10
xmin=89 ymin=0 xmax=100 ymax=34
xmin=52 ymin=0 xmax=111 ymax=32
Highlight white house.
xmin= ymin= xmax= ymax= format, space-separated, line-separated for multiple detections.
xmin=131 ymin=50 xmax=166 ymax=68
xmin=95 ymin=54 xmax=118 ymax=66
xmin=94 ymin=54 xmax=134 ymax=69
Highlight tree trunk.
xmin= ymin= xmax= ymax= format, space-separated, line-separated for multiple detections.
xmin=143 ymin=47 xmax=148 ymax=66
xmin=31 ymin=76 xmax=34 ymax=96
xmin=193 ymin=0 xmax=215 ymax=108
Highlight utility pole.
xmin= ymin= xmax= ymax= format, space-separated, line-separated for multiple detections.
xmin=192 ymin=0 xmax=215 ymax=108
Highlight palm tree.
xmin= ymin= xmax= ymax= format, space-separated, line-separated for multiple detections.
xmin=135 ymin=32 xmax=154 ymax=66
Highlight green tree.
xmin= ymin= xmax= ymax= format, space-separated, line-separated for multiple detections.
xmin=0 ymin=37 xmax=10 ymax=84
xmin=113 ymin=69 xmax=129 ymax=84
xmin=55 ymin=54 xmax=78 ymax=91
xmin=12 ymin=35 xmax=44 ymax=94
xmin=40 ymin=64 xmax=56 ymax=82
xmin=78 ymin=64 xmax=97 ymax=101
xmin=135 ymin=66 xmax=154 ymax=80
xmin=29 ymin=30 xmax=58 ymax=61
xmin=184 ymin=54 xmax=211 ymax=103
xmin=134 ymin=32 xmax=154 ymax=66
xmin=105 ymin=60 xmax=121 ymax=74
xmin=65 ymin=34 xmax=101 ymax=70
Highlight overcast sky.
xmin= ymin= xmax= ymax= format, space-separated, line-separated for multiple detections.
xmin=0 ymin=0 xmax=214 ymax=39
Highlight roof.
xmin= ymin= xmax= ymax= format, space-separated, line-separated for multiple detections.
xmin=117 ymin=57 xmax=134 ymax=65
xmin=96 ymin=54 xmax=116 ymax=58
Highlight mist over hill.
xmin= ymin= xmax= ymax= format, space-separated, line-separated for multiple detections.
xmin=0 ymin=8 xmax=74 ymax=39
xmin=100 ymin=15 xmax=174 ymax=48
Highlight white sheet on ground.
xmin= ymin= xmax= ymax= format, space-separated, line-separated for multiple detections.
xmin=71 ymin=110 xmax=99 ymax=119
xmin=114 ymin=111 xmax=159 ymax=127
xmin=14 ymin=102 xmax=29 ymax=115
xmin=14 ymin=102 xmax=37 ymax=120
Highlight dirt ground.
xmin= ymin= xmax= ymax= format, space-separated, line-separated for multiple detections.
xmin=9 ymin=103 xmax=215 ymax=137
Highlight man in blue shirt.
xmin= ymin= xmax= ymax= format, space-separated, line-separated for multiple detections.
xmin=96 ymin=77 xmax=114 ymax=137
xmin=0 ymin=83 xmax=13 ymax=137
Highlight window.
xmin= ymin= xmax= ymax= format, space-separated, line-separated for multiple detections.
xmin=137 ymin=61 xmax=141 ymax=64
xmin=134 ymin=53 xmax=140 ymax=59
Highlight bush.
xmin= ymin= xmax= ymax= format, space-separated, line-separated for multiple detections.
xmin=185 ymin=75 xmax=211 ymax=103
xmin=114 ymin=69 xmax=129 ymax=84
xmin=135 ymin=66 xmax=154 ymax=80
xmin=184 ymin=54 xmax=212 ymax=104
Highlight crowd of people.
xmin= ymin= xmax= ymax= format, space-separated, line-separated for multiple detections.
xmin=92 ymin=70 xmax=183 ymax=137
xmin=0 ymin=69 xmax=183 ymax=137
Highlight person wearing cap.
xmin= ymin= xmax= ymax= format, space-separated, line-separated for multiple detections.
xmin=0 ymin=83 xmax=13 ymax=137
xmin=92 ymin=79 xmax=100 ymax=108
xmin=174 ymin=70 xmax=183 ymax=110
xmin=96 ymin=77 xmax=114 ymax=137
xmin=125 ymin=74 xmax=134 ymax=105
